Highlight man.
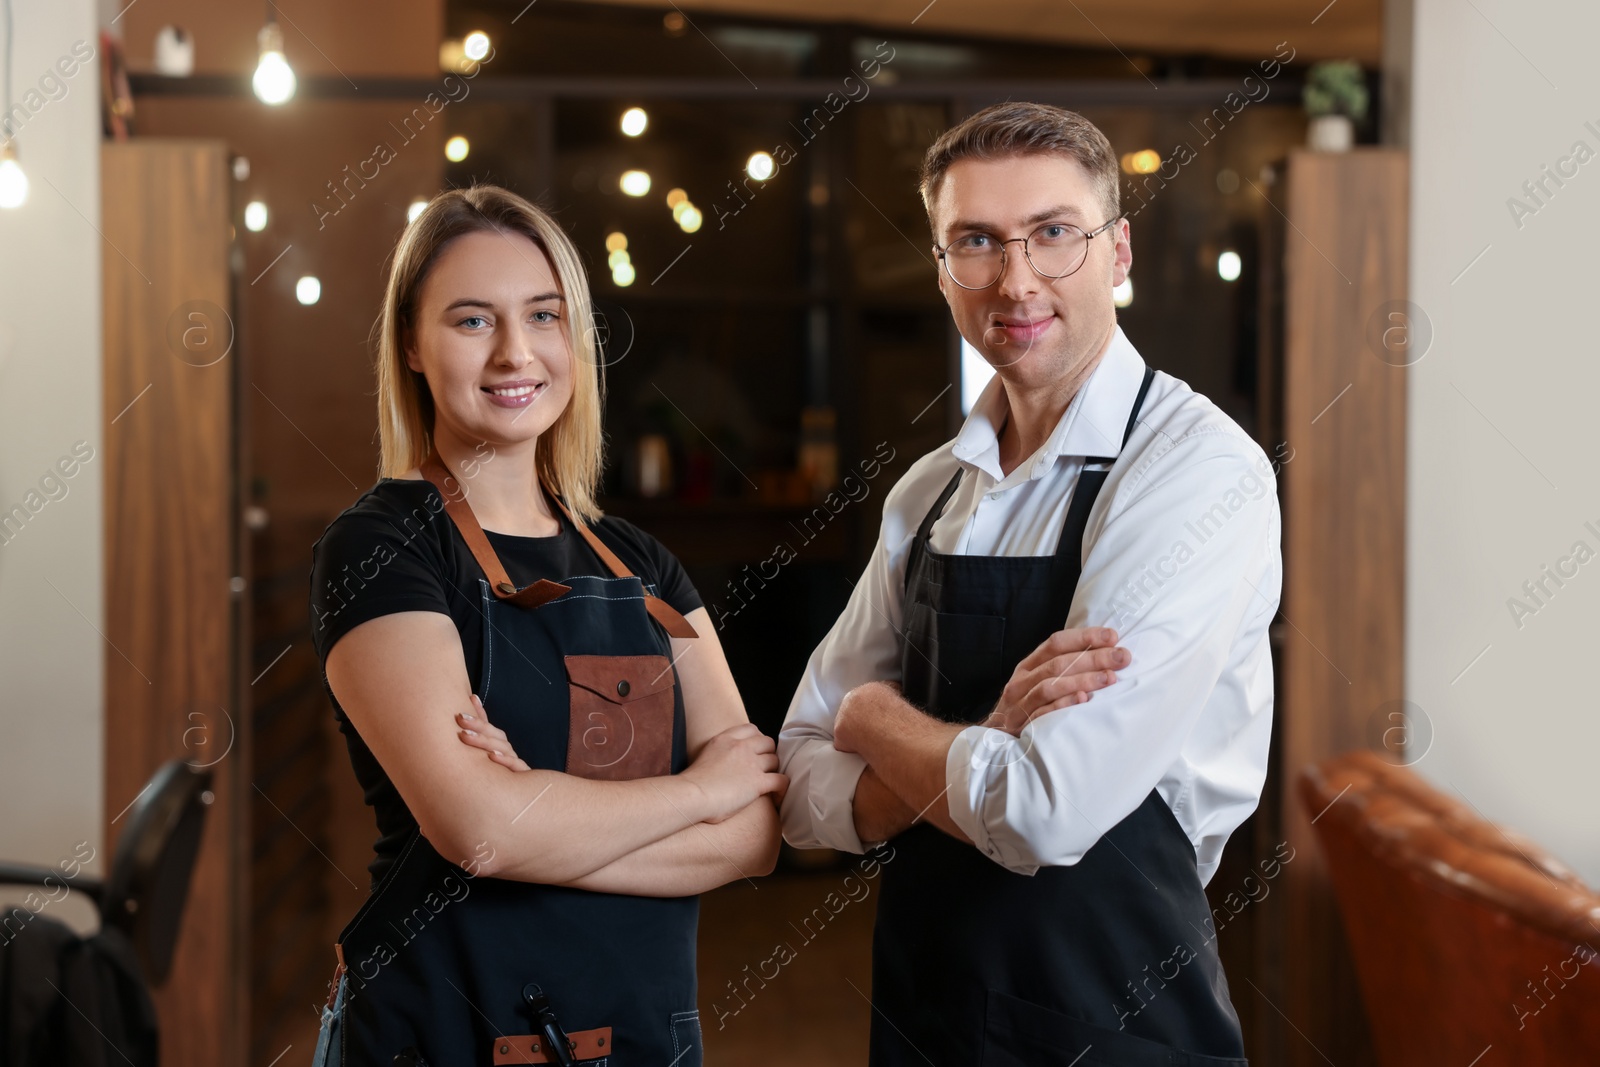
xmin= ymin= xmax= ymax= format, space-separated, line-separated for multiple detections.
xmin=778 ymin=102 xmax=1281 ymax=1066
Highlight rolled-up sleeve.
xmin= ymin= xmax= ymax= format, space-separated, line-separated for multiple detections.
xmin=944 ymin=429 xmax=1281 ymax=876
xmin=778 ymin=480 xmax=917 ymax=854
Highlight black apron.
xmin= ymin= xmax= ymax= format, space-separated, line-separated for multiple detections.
xmin=322 ymin=453 xmax=705 ymax=1067
xmin=870 ymin=364 xmax=1249 ymax=1067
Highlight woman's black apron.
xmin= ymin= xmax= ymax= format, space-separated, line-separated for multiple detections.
xmin=320 ymin=453 xmax=705 ymax=1067
xmin=870 ymin=364 xmax=1249 ymax=1067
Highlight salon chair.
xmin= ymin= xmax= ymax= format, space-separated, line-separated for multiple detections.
xmin=0 ymin=759 xmax=213 ymax=1064
xmin=1300 ymin=749 xmax=1600 ymax=1066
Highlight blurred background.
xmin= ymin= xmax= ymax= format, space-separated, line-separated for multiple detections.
xmin=2 ymin=0 xmax=1597 ymax=1065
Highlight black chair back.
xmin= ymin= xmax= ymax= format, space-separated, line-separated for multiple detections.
xmin=100 ymin=760 xmax=213 ymax=984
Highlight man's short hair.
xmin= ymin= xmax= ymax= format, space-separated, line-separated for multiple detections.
xmin=919 ymin=102 xmax=1120 ymax=231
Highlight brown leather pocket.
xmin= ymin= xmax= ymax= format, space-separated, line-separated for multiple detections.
xmin=564 ymin=654 xmax=675 ymax=781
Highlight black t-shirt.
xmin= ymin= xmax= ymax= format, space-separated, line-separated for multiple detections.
xmin=308 ymin=477 xmax=702 ymax=888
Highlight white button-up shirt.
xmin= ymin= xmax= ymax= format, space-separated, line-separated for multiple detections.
xmin=777 ymin=324 xmax=1282 ymax=885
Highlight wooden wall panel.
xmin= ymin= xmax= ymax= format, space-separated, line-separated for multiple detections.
xmin=102 ymin=138 xmax=244 ymax=1067
xmin=131 ymin=87 xmax=448 ymax=1063
xmin=1272 ymin=147 xmax=1409 ymax=1066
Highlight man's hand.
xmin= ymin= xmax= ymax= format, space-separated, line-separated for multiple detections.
xmin=983 ymin=627 xmax=1129 ymax=736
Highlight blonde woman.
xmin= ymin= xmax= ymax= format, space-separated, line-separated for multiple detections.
xmin=308 ymin=185 xmax=784 ymax=1067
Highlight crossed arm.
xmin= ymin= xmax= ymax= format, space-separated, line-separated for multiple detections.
xmin=833 ymin=631 xmax=1130 ymax=847
xmin=326 ymin=605 xmax=785 ymax=898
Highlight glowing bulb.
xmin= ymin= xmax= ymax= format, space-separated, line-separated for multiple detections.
xmin=619 ymin=170 xmax=651 ymax=197
xmin=612 ymin=262 xmax=636 ymax=287
xmin=665 ymin=188 xmax=687 ymax=209
xmin=1113 ymin=277 xmax=1133 ymax=308
xmin=243 ymin=201 xmax=269 ymax=232
xmin=1119 ymin=149 xmax=1161 ymax=174
xmin=407 ymin=198 xmax=429 ymax=222
xmin=252 ymin=22 xmax=296 ymax=105
xmin=677 ymin=205 xmax=703 ymax=233
xmin=746 ymin=151 xmax=775 ymax=181
xmin=621 ymin=107 xmax=648 ymax=137
xmin=1217 ymin=250 xmax=1242 ymax=282
xmin=296 ymin=276 xmax=322 ymax=305
xmin=0 ymin=145 xmax=29 ymax=209
xmin=445 ymin=136 xmax=470 ymax=162
xmin=605 ymin=231 xmax=628 ymax=252
xmin=608 ymin=249 xmax=631 ymax=270
xmin=463 ymin=31 xmax=491 ymax=61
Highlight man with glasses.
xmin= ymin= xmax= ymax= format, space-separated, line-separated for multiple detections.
xmin=778 ymin=102 xmax=1280 ymax=1066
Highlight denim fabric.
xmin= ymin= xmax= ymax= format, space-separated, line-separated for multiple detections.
xmin=310 ymin=971 xmax=346 ymax=1067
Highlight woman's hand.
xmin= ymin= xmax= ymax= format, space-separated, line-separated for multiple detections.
xmin=681 ymin=722 xmax=787 ymax=824
xmin=983 ymin=627 xmax=1130 ymax=736
xmin=455 ymin=694 xmax=531 ymax=772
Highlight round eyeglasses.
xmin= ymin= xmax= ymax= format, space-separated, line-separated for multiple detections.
xmin=934 ymin=216 xmax=1120 ymax=290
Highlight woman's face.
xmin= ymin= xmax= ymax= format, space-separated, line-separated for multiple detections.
xmin=405 ymin=228 xmax=576 ymax=452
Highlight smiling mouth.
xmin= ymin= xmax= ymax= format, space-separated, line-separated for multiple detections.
xmin=993 ymin=313 xmax=1054 ymax=330
xmin=482 ymin=383 xmax=544 ymax=397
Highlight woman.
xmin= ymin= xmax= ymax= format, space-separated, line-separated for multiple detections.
xmin=308 ymin=185 xmax=785 ymax=1067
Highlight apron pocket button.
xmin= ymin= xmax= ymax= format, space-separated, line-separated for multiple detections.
xmin=616 ymin=679 xmax=630 ymax=696
xmin=497 ymin=581 xmax=516 ymax=595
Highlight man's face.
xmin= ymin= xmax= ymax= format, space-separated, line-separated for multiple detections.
xmin=929 ymin=153 xmax=1131 ymax=392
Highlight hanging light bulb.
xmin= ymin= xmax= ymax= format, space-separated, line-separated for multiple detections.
xmin=0 ymin=142 xmax=28 ymax=209
xmin=252 ymin=18 xmax=297 ymax=105
xmin=619 ymin=170 xmax=651 ymax=197
xmin=745 ymin=151 xmax=775 ymax=181
xmin=462 ymin=31 xmax=491 ymax=62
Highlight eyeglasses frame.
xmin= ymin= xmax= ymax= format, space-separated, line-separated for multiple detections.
xmin=933 ymin=215 xmax=1121 ymax=290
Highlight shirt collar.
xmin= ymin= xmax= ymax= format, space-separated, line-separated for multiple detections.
xmin=951 ymin=323 xmax=1148 ymax=486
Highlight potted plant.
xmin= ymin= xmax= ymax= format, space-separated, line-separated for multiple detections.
xmin=1303 ymin=60 xmax=1369 ymax=152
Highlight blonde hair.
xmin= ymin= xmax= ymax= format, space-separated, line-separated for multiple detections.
xmin=919 ymin=101 xmax=1121 ymax=229
xmin=373 ymin=184 xmax=606 ymax=523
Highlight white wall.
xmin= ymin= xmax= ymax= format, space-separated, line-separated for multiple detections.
xmin=0 ymin=0 xmax=103 ymax=934
xmin=1407 ymin=0 xmax=1600 ymax=882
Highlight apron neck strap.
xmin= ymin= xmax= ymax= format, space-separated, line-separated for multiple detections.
xmin=419 ymin=450 xmax=698 ymax=639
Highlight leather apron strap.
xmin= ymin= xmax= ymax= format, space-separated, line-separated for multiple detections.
xmin=419 ymin=451 xmax=698 ymax=639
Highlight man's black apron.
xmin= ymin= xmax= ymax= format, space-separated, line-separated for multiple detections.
xmin=320 ymin=452 xmax=705 ymax=1067
xmin=871 ymin=364 xmax=1249 ymax=1067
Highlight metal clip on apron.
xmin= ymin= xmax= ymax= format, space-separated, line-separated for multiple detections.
xmin=872 ymin=365 xmax=1250 ymax=1067
xmin=316 ymin=453 xmax=703 ymax=1067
